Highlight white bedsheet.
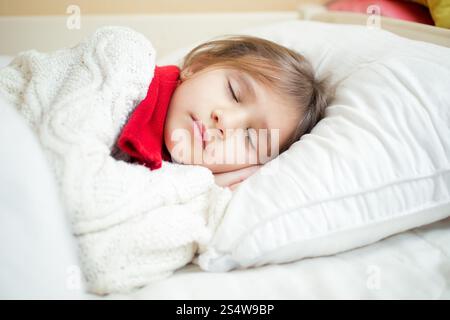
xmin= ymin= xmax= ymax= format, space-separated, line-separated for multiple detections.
xmin=99 ymin=216 xmax=450 ymax=299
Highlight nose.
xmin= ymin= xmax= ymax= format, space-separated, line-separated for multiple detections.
xmin=211 ymin=108 xmax=247 ymax=139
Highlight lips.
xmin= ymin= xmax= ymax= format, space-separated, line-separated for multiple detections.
xmin=192 ymin=115 xmax=207 ymax=149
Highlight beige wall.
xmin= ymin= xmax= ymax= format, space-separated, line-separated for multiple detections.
xmin=0 ymin=0 xmax=327 ymax=15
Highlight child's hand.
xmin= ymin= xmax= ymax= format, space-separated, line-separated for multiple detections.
xmin=213 ymin=165 xmax=261 ymax=191
xmin=228 ymin=181 xmax=242 ymax=191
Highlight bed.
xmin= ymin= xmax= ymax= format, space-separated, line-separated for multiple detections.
xmin=106 ymin=218 xmax=450 ymax=299
xmin=0 ymin=7 xmax=449 ymax=299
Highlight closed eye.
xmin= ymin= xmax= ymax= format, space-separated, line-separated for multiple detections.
xmin=228 ymin=80 xmax=238 ymax=103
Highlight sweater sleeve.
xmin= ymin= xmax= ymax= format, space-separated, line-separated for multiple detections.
xmin=77 ymin=191 xmax=211 ymax=294
xmin=0 ymin=26 xmax=223 ymax=235
xmin=58 ymin=28 xmax=233 ymax=294
xmin=55 ymin=27 xmax=223 ymax=235
xmin=63 ymin=138 xmax=219 ymax=235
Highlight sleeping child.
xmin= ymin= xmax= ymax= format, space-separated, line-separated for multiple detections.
xmin=113 ymin=33 xmax=329 ymax=190
xmin=0 ymin=26 xmax=330 ymax=294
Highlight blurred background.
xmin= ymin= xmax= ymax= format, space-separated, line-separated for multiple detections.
xmin=0 ymin=0 xmax=448 ymax=61
xmin=0 ymin=0 xmax=326 ymax=14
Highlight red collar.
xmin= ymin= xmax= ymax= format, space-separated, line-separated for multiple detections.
xmin=117 ymin=65 xmax=179 ymax=170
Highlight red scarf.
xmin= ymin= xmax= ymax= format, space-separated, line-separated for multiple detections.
xmin=117 ymin=65 xmax=180 ymax=170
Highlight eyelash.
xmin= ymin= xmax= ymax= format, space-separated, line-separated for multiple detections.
xmin=227 ymin=80 xmax=255 ymax=148
xmin=228 ymin=80 xmax=238 ymax=103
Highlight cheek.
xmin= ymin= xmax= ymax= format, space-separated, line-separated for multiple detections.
xmin=164 ymin=108 xmax=188 ymax=155
xmin=165 ymin=88 xmax=190 ymax=136
xmin=167 ymin=84 xmax=191 ymax=120
xmin=164 ymin=107 xmax=176 ymax=146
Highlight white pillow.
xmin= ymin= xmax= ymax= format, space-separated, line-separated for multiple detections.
xmin=160 ymin=21 xmax=450 ymax=272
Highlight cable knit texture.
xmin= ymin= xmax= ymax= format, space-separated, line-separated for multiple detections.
xmin=0 ymin=26 xmax=232 ymax=295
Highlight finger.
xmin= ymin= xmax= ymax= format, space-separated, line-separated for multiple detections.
xmin=214 ymin=165 xmax=261 ymax=187
xmin=229 ymin=182 xmax=241 ymax=191
xmin=239 ymin=165 xmax=261 ymax=178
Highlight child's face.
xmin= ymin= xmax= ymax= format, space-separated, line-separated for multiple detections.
xmin=164 ymin=67 xmax=301 ymax=173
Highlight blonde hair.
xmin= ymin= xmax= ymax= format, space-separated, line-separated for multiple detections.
xmin=180 ymin=35 xmax=333 ymax=153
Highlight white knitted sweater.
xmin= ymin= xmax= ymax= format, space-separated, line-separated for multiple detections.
xmin=0 ymin=26 xmax=232 ymax=295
